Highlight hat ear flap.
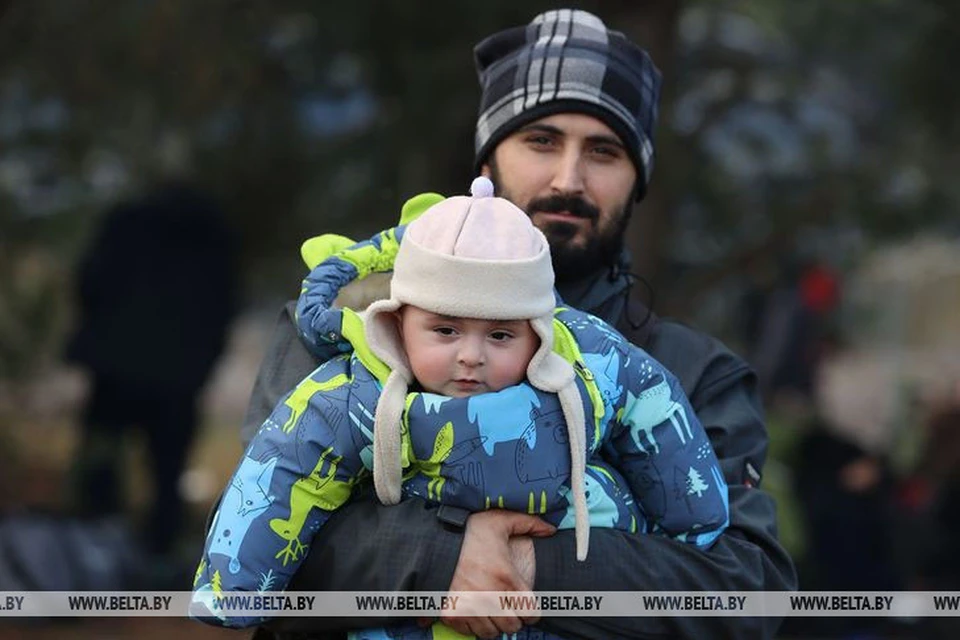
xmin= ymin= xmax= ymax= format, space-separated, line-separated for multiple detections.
xmin=362 ymin=300 xmax=412 ymax=379
xmin=373 ymin=370 xmax=408 ymax=505
xmin=526 ymin=316 xmax=575 ymax=393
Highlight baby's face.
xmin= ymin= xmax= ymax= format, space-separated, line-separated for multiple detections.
xmin=396 ymin=306 xmax=539 ymax=397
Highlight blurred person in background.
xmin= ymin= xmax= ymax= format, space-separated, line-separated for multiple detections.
xmin=783 ymin=331 xmax=912 ymax=639
xmin=238 ymin=8 xmax=795 ymax=640
xmin=790 ymin=414 xmax=900 ymax=638
xmin=741 ymin=254 xmax=841 ymax=408
xmin=66 ymin=181 xmax=236 ymax=582
xmin=897 ymin=388 xmax=960 ymax=589
xmin=917 ymin=387 xmax=960 ymax=639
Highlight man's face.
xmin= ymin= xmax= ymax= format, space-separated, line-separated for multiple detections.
xmin=483 ymin=113 xmax=637 ymax=281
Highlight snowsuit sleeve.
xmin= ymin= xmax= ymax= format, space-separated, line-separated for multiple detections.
xmin=190 ymin=357 xmax=371 ymax=628
xmin=603 ymin=346 xmax=730 ymax=548
xmin=295 ymin=227 xmax=404 ymax=360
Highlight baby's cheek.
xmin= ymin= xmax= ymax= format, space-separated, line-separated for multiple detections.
xmin=501 ymin=354 xmax=534 ymax=388
xmin=415 ymin=347 xmax=455 ymax=384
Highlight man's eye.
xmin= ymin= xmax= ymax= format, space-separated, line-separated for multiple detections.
xmin=593 ymin=146 xmax=619 ymax=158
xmin=526 ymin=135 xmax=554 ymax=147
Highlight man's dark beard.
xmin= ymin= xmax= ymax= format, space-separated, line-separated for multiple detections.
xmin=488 ymin=163 xmax=631 ymax=282
xmin=527 ymin=193 xmax=630 ymax=281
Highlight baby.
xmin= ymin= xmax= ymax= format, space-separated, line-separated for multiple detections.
xmin=192 ymin=178 xmax=729 ymax=639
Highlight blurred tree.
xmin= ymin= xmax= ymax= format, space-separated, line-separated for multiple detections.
xmin=1 ymin=0 xmax=959 ymax=385
xmin=647 ymin=0 xmax=960 ymax=322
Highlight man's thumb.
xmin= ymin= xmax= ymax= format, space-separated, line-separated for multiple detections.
xmin=502 ymin=512 xmax=556 ymax=538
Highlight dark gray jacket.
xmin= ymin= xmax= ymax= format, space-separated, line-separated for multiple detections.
xmin=241 ymin=265 xmax=797 ymax=640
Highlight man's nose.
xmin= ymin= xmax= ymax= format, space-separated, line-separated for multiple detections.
xmin=550 ymin=149 xmax=586 ymax=194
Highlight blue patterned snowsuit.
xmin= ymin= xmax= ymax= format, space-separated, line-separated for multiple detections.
xmin=192 ymin=227 xmax=729 ymax=639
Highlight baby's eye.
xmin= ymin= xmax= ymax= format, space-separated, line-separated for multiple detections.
xmin=434 ymin=327 xmax=456 ymax=336
xmin=489 ymin=331 xmax=513 ymax=341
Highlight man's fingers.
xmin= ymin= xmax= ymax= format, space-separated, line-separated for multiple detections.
xmin=520 ymin=611 xmax=541 ymax=625
xmin=441 ymin=616 xmax=472 ymax=637
xmin=498 ymin=510 xmax=557 ymax=538
xmin=442 ymin=614 xmax=499 ymax=640
xmin=509 ymin=588 xmax=540 ymax=626
xmin=466 ymin=616 xmax=501 ymax=640
xmin=527 ymin=523 xmax=556 ymax=538
xmin=490 ymin=612 xmax=524 ymax=636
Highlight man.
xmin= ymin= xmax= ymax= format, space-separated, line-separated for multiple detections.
xmin=243 ymin=9 xmax=796 ymax=639
xmin=68 ymin=182 xmax=236 ymax=574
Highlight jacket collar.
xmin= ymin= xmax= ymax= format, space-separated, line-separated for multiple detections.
xmin=555 ymin=250 xmax=632 ymax=319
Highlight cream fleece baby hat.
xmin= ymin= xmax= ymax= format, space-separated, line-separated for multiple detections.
xmin=363 ymin=176 xmax=592 ymax=560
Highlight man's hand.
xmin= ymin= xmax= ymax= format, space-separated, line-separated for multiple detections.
xmin=509 ymin=535 xmax=536 ymax=588
xmin=441 ymin=510 xmax=555 ymax=639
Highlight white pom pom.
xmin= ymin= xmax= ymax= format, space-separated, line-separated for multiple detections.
xmin=470 ymin=176 xmax=495 ymax=198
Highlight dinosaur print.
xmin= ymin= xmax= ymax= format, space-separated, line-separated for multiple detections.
xmin=207 ymin=454 xmax=278 ymax=574
xmin=280 ymin=370 xmax=354 ymax=434
xmin=467 ymin=385 xmax=540 ymax=456
xmin=514 ymin=406 xmax=567 ymax=483
xmin=621 ymin=377 xmax=693 ymax=454
xmin=269 ymin=445 xmax=357 ymax=566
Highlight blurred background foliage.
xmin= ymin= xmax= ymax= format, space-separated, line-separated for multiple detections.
xmin=2 ymin=4 xmax=960 ymax=636
xmin=2 ymin=0 xmax=959 ymax=383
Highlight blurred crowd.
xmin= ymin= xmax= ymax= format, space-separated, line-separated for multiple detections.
xmin=738 ymin=255 xmax=960 ymax=639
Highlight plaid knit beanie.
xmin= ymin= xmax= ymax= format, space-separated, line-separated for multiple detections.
xmin=363 ymin=177 xmax=593 ymax=560
xmin=474 ymin=9 xmax=662 ymax=200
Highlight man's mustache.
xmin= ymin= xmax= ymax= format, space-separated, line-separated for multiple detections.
xmin=527 ymin=195 xmax=600 ymax=222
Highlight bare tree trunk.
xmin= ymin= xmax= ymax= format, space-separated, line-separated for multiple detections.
xmin=603 ymin=0 xmax=682 ymax=308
